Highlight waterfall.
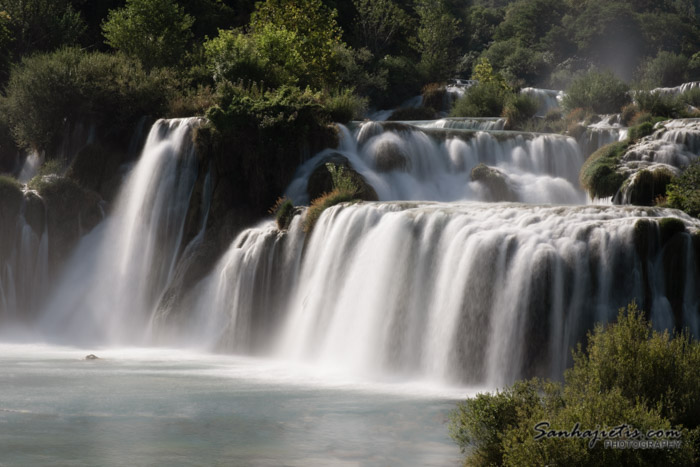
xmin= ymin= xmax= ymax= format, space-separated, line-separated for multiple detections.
xmin=286 ymin=123 xmax=586 ymax=205
xmin=411 ymin=117 xmax=506 ymax=131
xmin=0 ymin=194 xmax=48 ymax=319
xmin=38 ymin=118 xmax=203 ymax=344
xmin=519 ymin=88 xmax=564 ymax=117
xmin=578 ymin=114 xmax=628 ymax=157
xmin=185 ymin=202 xmax=700 ymax=386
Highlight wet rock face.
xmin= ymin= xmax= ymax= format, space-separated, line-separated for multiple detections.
xmin=372 ymin=140 xmax=410 ymax=173
xmin=36 ymin=175 xmax=103 ymax=268
xmin=306 ymin=153 xmax=378 ymax=202
xmin=470 ymin=163 xmax=518 ymax=202
xmin=68 ymin=143 xmax=128 ymax=203
xmin=620 ymin=168 xmax=675 ymax=206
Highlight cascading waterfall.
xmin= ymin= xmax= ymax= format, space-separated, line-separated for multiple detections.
xmin=38 ymin=118 xmax=203 ymax=344
xmin=0 ymin=194 xmax=48 ymax=319
xmin=411 ymin=117 xmax=506 ymax=131
xmin=578 ymin=114 xmax=629 ymax=157
xmin=286 ymin=122 xmax=586 ymax=205
xmin=520 ymin=87 xmax=564 ymax=116
xmin=185 ymin=202 xmax=699 ymax=386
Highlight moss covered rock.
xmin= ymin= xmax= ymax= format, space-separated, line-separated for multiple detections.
xmin=580 ymin=141 xmax=629 ymax=199
xmin=623 ymin=168 xmax=675 ymax=206
xmin=658 ymin=217 xmax=686 ymax=245
xmin=307 ymin=153 xmax=378 ymax=202
xmin=471 ymin=163 xmax=518 ymax=202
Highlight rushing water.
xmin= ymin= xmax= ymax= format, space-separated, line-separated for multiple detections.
xmin=286 ymin=123 xmax=586 ymax=205
xmin=1 ymin=114 xmax=699 ymax=465
xmin=38 ymin=118 xmax=202 ymax=344
xmin=184 ymin=202 xmax=700 ymax=387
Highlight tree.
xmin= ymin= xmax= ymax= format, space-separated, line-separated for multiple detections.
xmin=250 ymin=0 xmax=342 ymax=89
xmin=0 ymin=0 xmax=85 ymax=58
xmin=415 ymin=0 xmax=461 ymax=82
xmin=102 ymin=0 xmax=194 ymax=69
xmin=352 ymin=0 xmax=411 ymax=56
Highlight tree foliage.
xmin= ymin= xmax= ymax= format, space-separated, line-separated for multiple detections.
xmin=415 ymin=0 xmax=461 ymax=82
xmin=1 ymin=47 xmax=173 ymax=151
xmin=250 ymin=0 xmax=342 ymax=89
xmin=102 ymin=0 xmax=195 ymax=69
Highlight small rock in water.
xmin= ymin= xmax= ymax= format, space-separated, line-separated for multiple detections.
xmin=84 ymin=354 xmax=99 ymax=360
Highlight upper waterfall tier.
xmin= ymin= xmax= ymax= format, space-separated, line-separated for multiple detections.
xmin=286 ymin=122 xmax=587 ymax=205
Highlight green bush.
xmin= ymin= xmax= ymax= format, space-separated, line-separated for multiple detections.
xmin=450 ymin=303 xmax=700 ymax=466
xmin=562 ymin=70 xmax=631 ymax=114
xmin=303 ymin=189 xmax=358 ymax=233
xmin=667 ymin=160 xmax=700 ymax=217
xmin=679 ymin=88 xmax=700 ymax=108
xmin=324 ymin=89 xmax=368 ymax=123
xmin=634 ymin=91 xmax=683 ymax=118
xmin=1 ymin=47 xmax=173 ymax=151
xmin=627 ymin=122 xmax=655 ymax=142
xmin=270 ymin=197 xmax=295 ymax=230
xmin=503 ymin=93 xmax=539 ymax=130
xmin=451 ymin=81 xmax=512 ymax=118
xmin=580 ymin=141 xmax=629 ymax=198
xmin=303 ymin=162 xmax=359 ymax=233
xmin=207 ymin=83 xmax=328 ymax=136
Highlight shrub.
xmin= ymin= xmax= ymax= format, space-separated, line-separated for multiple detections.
xmin=303 ymin=189 xmax=357 ymax=233
xmin=679 ymin=88 xmax=700 ymax=108
xmin=324 ymin=89 xmax=368 ymax=123
xmin=562 ymin=70 xmax=631 ymax=114
xmin=620 ymin=103 xmax=638 ymax=126
xmin=667 ymin=160 xmax=700 ymax=217
xmin=450 ymin=303 xmax=700 ymax=466
xmin=303 ymin=162 xmax=359 ymax=233
xmin=502 ymin=93 xmax=539 ymax=130
xmin=1 ymin=47 xmax=173 ymax=151
xmin=451 ymin=81 xmax=512 ymax=118
xmin=627 ymin=122 xmax=655 ymax=142
xmin=580 ymin=141 xmax=629 ymax=198
xmin=634 ymin=91 xmax=683 ymax=118
xmin=270 ymin=197 xmax=295 ymax=230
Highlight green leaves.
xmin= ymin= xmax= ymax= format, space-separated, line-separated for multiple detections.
xmin=102 ymin=0 xmax=194 ymax=69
